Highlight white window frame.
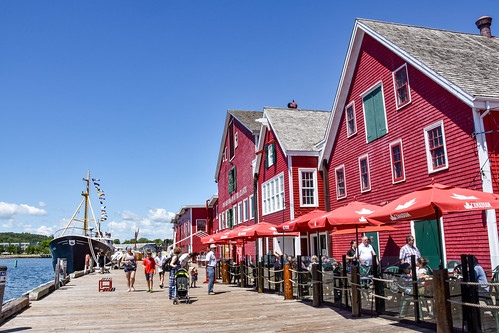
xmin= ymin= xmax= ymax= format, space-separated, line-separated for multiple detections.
xmin=238 ymin=202 xmax=242 ymax=224
xmin=249 ymin=194 xmax=254 ymax=219
xmin=358 ymin=154 xmax=371 ymax=193
xmin=424 ymin=120 xmax=449 ymax=174
xmin=267 ymin=143 xmax=275 ymax=168
xmin=345 ymin=101 xmax=357 ymax=137
xmin=298 ymin=168 xmax=319 ymax=207
xmin=234 ymin=131 xmax=238 ymax=148
xmin=261 ymin=172 xmax=285 ymax=215
xmin=223 ymin=211 xmax=227 ymax=229
xmin=243 ymin=198 xmax=249 ymax=222
xmin=361 ymin=81 xmax=389 ymax=144
xmin=232 ymin=204 xmax=237 ymax=228
xmin=335 ymin=165 xmax=347 ymax=200
xmin=392 ymin=63 xmax=411 ymax=110
xmin=389 ymin=139 xmax=406 ymax=183
xmin=196 ymin=219 xmax=207 ymax=232
xmin=218 ymin=213 xmax=222 ymax=230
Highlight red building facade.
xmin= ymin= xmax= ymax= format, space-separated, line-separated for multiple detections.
xmin=255 ymin=107 xmax=329 ymax=257
xmin=320 ymin=19 xmax=499 ymax=270
xmin=215 ymin=110 xmax=262 ymax=259
xmin=172 ymin=205 xmax=212 ymax=255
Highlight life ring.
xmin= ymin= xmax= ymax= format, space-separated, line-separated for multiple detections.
xmin=85 ymin=254 xmax=90 ymax=267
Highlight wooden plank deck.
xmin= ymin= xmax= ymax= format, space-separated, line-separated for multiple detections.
xmin=0 ymin=264 xmax=434 ymax=332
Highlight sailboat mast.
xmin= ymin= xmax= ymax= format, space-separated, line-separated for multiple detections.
xmin=83 ymin=171 xmax=90 ymax=236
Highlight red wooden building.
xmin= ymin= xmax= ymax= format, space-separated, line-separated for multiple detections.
xmin=320 ymin=18 xmax=499 ymax=270
xmin=171 ymin=203 xmax=214 ymax=255
xmin=255 ymin=107 xmax=330 ymax=258
xmin=214 ymin=110 xmax=263 ymax=259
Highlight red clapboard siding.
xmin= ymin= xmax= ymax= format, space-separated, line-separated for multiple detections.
xmin=291 ymin=156 xmax=326 ymax=217
xmin=327 ymin=34 xmax=491 ymax=269
xmin=482 ymin=112 xmax=499 ymax=237
xmin=258 ymin=129 xmax=291 ymax=226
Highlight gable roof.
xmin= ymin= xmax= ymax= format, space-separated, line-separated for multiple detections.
xmin=214 ymin=110 xmax=263 ymax=182
xmin=264 ymin=108 xmax=330 ymax=153
xmin=320 ymin=18 xmax=499 ymax=168
xmin=358 ymin=18 xmax=499 ymax=100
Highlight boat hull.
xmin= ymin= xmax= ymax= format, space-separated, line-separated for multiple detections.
xmin=49 ymin=235 xmax=113 ymax=274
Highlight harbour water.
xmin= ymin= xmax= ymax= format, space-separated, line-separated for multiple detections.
xmin=0 ymin=258 xmax=54 ymax=303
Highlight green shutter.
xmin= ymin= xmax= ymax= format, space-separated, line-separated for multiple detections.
xmin=233 ymin=166 xmax=237 ymax=192
xmin=363 ymin=86 xmax=387 ymax=143
xmin=372 ymin=87 xmax=387 ymax=137
xmin=228 ymin=169 xmax=233 ymax=194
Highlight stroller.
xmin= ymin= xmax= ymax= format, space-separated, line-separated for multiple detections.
xmin=173 ymin=268 xmax=190 ymax=304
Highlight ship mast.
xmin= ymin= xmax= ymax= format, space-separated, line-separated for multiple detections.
xmin=82 ymin=170 xmax=90 ymax=236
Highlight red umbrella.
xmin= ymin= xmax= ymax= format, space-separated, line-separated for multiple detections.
xmin=367 ymin=181 xmax=499 ymax=268
xmin=275 ymin=210 xmax=328 ymax=233
xmin=307 ymin=200 xmax=381 ymax=230
xmin=228 ymin=222 xmax=299 ymax=240
xmin=367 ymin=181 xmax=499 ymax=223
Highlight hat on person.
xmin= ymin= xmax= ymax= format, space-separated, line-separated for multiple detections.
xmin=210 ymin=244 xmax=216 ymax=249
xmin=126 ymin=245 xmax=132 ymax=251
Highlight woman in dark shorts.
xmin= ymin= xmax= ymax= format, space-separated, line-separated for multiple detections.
xmin=121 ymin=246 xmax=137 ymax=292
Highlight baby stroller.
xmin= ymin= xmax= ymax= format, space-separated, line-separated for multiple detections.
xmin=173 ymin=268 xmax=190 ymax=304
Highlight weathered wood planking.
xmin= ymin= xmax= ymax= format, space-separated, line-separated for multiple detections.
xmin=0 ymin=264 xmax=434 ymax=332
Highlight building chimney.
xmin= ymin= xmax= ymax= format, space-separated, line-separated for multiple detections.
xmin=475 ymin=16 xmax=492 ymax=38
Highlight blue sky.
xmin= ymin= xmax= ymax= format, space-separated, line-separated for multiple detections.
xmin=1 ymin=1 xmax=498 ymax=242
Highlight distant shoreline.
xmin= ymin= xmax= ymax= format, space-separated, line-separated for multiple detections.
xmin=0 ymin=255 xmax=51 ymax=259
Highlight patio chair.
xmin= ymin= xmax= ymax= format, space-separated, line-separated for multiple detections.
xmin=392 ymin=275 xmax=432 ymax=319
xmin=447 ymin=260 xmax=461 ymax=274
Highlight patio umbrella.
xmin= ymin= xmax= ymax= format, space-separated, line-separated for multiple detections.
xmin=307 ymin=200 xmax=381 ymax=259
xmin=367 ymin=180 xmax=499 ymax=268
xmin=275 ymin=210 xmax=329 ymax=233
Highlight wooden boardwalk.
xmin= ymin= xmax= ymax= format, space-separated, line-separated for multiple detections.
xmin=0 ymin=264 xmax=434 ymax=332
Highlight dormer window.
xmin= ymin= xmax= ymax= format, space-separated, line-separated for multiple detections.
xmin=393 ymin=64 xmax=411 ymax=109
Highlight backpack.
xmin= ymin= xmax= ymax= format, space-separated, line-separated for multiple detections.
xmin=162 ymin=256 xmax=173 ymax=272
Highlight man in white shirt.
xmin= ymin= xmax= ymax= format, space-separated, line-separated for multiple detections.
xmin=206 ymin=244 xmax=217 ymax=295
xmin=155 ymin=250 xmax=167 ymax=288
xmin=358 ymin=236 xmax=376 ymax=266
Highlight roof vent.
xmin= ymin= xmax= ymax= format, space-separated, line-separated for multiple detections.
xmin=287 ymin=100 xmax=297 ymax=109
xmin=475 ymin=16 xmax=492 ymax=38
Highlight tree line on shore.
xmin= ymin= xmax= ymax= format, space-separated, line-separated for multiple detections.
xmin=0 ymin=232 xmax=52 ymax=254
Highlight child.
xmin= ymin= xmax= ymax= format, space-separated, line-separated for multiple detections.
xmin=190 ymin=267 xmax=198 ymax=288
xmin=142 ymin=249 xmax=156 ymax=292
xmin=416 ymin=257 xmax=430 ymax=280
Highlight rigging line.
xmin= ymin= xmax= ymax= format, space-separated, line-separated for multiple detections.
xmin=87 ymin=196 xmax=102 ymax=238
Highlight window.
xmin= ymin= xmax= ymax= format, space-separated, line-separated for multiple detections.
xmin=223 ymin=147 xmax=227 ymax=161
xmin=424 ymin=121 xmax=448 ymax=173
xmin=234 ymin=131 xmax=238 ymax=148
xmin=249 ymin=194 xmax=254 ymax=219
xmin=345 ymin=101 xmax=357 ymax=137
xmin=393 ymin=64 xmax=411 ymax=109
xmin=227 ymin=208 xmax=234 ymax=229
xmin=228 ymin=166 xmax=237 ymax=194
xmin=223 ymin=211 xmax=227 ymax=229
xmin=299 ymin=169 xmax=318 ymax=207
xmin=218 ymin=213 xmax=222 ymax=230
xmin=362 ymin=83 xmax=388 ymax=143
xmin=238 ymin=202 xmax=242 ymax=224
xmin=335 ymin=165 xmax=346 ymax=199
xmin=266 ymin=142 xmax=276 ymax=168
xmin=196 ymin=219 xmax=207 ymax=232
xmin=390 ymin=140 xmax=406 ymax=183
xmin=228 ymin=121 xmax=235 ymax=160
xmin=262 ymin=173 xmax=285 ymax=215
xmin=358 ymin=155 xmax=371 ymax=192
xmin=243 ymin=198 xmax=249 ymax=221
xmin=233 ymin=204 xmax=237 ymax=228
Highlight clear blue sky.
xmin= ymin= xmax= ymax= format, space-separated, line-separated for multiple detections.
xmin=1 ymin=1 xmax=498 ymax=242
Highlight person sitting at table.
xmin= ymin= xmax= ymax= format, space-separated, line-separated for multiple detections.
xmin=416 ymin=257 xmax=430 ymax=280
xmin=399 ymin=263 xmax=413 ymax=295
xmin=470 ymin=255 xmax=489 ymax=293
xmin=307 ymin=255 xmax=318 ymax=271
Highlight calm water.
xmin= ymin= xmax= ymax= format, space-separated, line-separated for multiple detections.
xmin=0 ymin=258 xmax=54 ymax=303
